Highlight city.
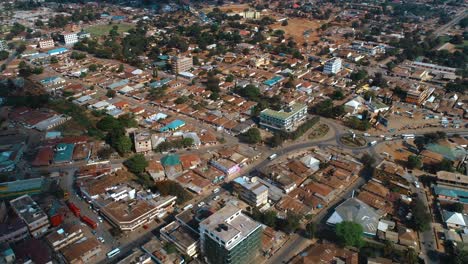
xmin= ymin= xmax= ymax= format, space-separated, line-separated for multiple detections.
xmin=0 ymin=0 xmax=467 ymax=264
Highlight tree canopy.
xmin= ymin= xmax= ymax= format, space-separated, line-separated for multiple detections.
xmin=335 ymin=221 xmax=364 ymax=248
xmin=124 ymin=154 xmax=148 ymax=174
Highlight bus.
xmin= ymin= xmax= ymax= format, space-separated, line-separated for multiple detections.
xmin=107 ymin=248 xmax=120 ymax=259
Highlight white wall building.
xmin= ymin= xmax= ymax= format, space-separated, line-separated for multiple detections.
xmin=323 ymin=58 xmax=342 ymax=74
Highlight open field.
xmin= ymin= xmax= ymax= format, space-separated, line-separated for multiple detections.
xmin=84 ymin=23 xmax=135 ymax=37
xmin=271 ymin=18 xmax=321 ymax=44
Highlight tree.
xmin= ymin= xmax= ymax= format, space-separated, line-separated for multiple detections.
xmin=411 ymin=198 xmax=431 ymax=231
xmin=335 ymin=221 xmax=364 ymax=248
xmin=97 ymin=115 xmax=120 ymax=131
xmin=407 ymin=155 xmax=422 ymax=169
xmin=0 ymin=51 xmax=9 ymax=61
xmin=280 ymin=212 xmax=302 ymax=234
xmin=106 ymin=89 xmax=116 ymax=98
xmin=124 ymin=154 xmax=149 ymax=174
xmin=450 ymin=203 xmax=464 ymax=213
xmin=350 ymin=69 xmax=368 ymax=82
xmin=403 ymin=248 xmax=419 ymax=264
xmin=239 ymin=128 xmax=262 ymax=144
xmin=89 ymin=64 xmax=98 ymax=72
xmin=305 ymin=222 xmax=317 ymax=239
xmin=436 ymin=158 xmax=454 ymax=172
xmin=281 ymin=20 xmax=288 ymax=26
xmin=331 ymin=89 xmax=344 ymax=100
xmin=117 ymin=63 xmax=124 ymax=73
xmin=113 ymin=134 xmax=132 ymax=154
xmin=262 ymin=210 xmax=277 ymax=228
xmin=50 ymin=56 xmax=59 ymax=64
xmin=360 ymin=153 xmax=376 ymax=169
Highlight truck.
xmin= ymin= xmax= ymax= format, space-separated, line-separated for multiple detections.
xmin=268 ymin=153 xmax=278 ymax=160
xmin=401 ymin=134 xmax=415 ymax=139
xmin=67 ymin=202 xmax=80 ymax=217
xmin=81 ymin=215 xmax=98 ymax=229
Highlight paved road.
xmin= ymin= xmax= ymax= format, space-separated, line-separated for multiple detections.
xmin=433 ymin=9 xmax=467 ymax=37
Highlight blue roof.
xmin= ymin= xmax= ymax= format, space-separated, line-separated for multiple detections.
xmin=108 ymin=79 xmax=129 ymax=89
xmin=53 ymin=143 xmax=75 ymax=163
xmin=112 ymin=15 xmax=125 ymax=20
xmin=263 ymin=76 xmax=283 ymax=87
xmin=149 ymin=78 xmax=171 ymax=88
xmin=434 ymin=185 xmax=468 ymax=199
xmin=158 ymin=55 xmax=170 ymax=60
xmin=159 ymin=119 xmax=185 ymax=132
xmin=47 ymin=47 xmax=68 ymax=55
xmin=41 ymin=76 xmax=59 ymax=84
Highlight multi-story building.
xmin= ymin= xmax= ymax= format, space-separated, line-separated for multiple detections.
xmin=405 ymin=85 xmax=434 ymax=105
xmin=10 ymin=195 xmax=50 ymax=238
xmin=323 ymin=58 xmax=342 ymax=74
xmin=60 ymin=32 xmax=78 ymax=45
xmin=0 ymin=216 xmax=29 ymax=244
xmin=38 ymin=39 xmax=54 ymax=49
xmin=134 ymin=131 xmax=152 ymax=153
xmin=259 ymin=103 xmax=308 ymax=131
xmin=100 ymin=195 xmax=176 ymax=232
xmin=160 ymin=221 xmax=199 ymax=257
xmin=0 ymin=40 xmax=7 ymax=51
xmin=61 ymin=237 xmax=102 ymax=263
xmin=46 ymin=224 xmax=84 ymax=251
xmin=199 ymin=205 xmax=262 ymax=264
xmin=233 ymin=176 xmax=268 ymax=207
xmin=171 ymin=56 xmax=193 ymax=74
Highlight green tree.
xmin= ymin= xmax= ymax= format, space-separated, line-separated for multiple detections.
xmin=239 ymin=128 xmax=261 ymax=144
xmin=331 ymin=89 xmax=344 ymax=100
xmin=281 ymin=212 xmax=302 ymax=234
xmin=407 ymin=155 xmax=422 ymax=169
xmin=50 ymin=56 xmax=59 ymax=64
xmin=403 ymin=248 xmax=418 ymax=264
xmin=262 ymin=210 xmax=277 ymax=228
xmin=117 ymin=63 xmax=124 ymax=73
xmin=436 ymin=158 xmax=454 ymax=172
xmin=0 ymin=51 xmax=9 ymax=61
xmin=124 ymin=154 xmax=149 ymax=174
xmin=335 ymin=221 xmax=364 ymax=248
xmin=451 ymin=203 xmax=464 ymax=213
xmin=411 ymin=198 xmax=431 ymax=231
xmin=89 ymin=64 xmax=98 ymax=72
xmin=305 ymin=222 xmax=317 ymax=239
xmin=106 ymin=89 xmax=116 ymax=98
xmin=97 ymin=115 xmax=120 ymax=131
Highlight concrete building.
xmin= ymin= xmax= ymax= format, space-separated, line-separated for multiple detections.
xmin=0 ymin=216 xmax=29 ymax=244
xmin=60 ymin=32 xmax=78 ymax=45
xmin=405 ymin=85 xmax=434 ymax=105
xmin=101 ymin=196 xmax=176 ymax=232
xmin=259 ymin=103 xmax=307 ymax=131
xmin=134 ymin=131 xmax=152 ymax=153
xmin=10 ymin=195 xmax=50 ymax=238
xmin=160 ymin=221 xmax=199 ymax=257
xmin=61 ymin=237 xmax=101 ymax=264
xmin=46 ymin=224 xmax=84 ymax=251
xmin=199 ymin=205 xmax=262 ymax=264
xmin=232 ymin=176 xmax=268 ymax=207
xmin=0 ymin=40 xmax=7 ymax=51
xmin=171 ymin=56 xmax=193 ymax=74
xmin=323 ymin=58 xmax=342 ymax=74
xmin=38 ymin=39 xmax=54 ymax=49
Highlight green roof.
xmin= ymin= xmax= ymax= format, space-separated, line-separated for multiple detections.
xmin=53 ymin=143 xmax=75 ymax=163
xmin=260 ymin=104 xmax=307 ymax=120
xmin=160 ymin=154 xmax=181 ymax=167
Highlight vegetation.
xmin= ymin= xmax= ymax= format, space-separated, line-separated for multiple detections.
xmin=407 ymin=155 xmax=422 ymax=169
xmin=312 ymin=99 xmax=345 ymax=118
xmin=124 ymin=154 xmax=149 ymax=174
xmin=152 ymin=180 xmax=193 ymax=204
xmin=239 ymin=128 xmax=262 ymax=144
xmin=268 ymin=116 xmax=320 ymax=147
xmin=410 ymin=198 xmax=431 ymax=231
xmin=335 ymin=221 xmax=364 ymax=248
xmin=344 ymin=116 xmax=371 ymax=131
xmin=305 ymin=222 xmax=317 ymax=239
xmin=155 ymin=138 xmax=194 ymax=153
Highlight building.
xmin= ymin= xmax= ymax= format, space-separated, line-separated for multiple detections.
xmin=259 ymin=103 xmax=307 ymax=131
xmin=46 ymin=224 xmax=84 ymax=251
xmin=61 ymin=237 xmax=101 ymax=264
xmin=160 ymin=221 xmax=199 ymax=257
xmin=405 ymin=85 xmax=434 ymax=105
xmin=0 ymin=40 xmax=7 ymax=51
xmin=326 ymin=197 xmax=381 ymax=236
xmin=134 ymin=131 xmax=152 ymax=153
xmin=10 ymin=195 xmax=50 ymax=238
xmin=0 ymin=215 xmax=29 ymax=244
xmin=171 ymin=56 xmax=193 ymax=74
xmin=38 ymin=39 xmax=54 ymax=49
xmin=101 ymin=196 xmax=176 ymax=231
xmin=233 ymin=176 xmax=268 ymax=207
xmin=199 ymin=205 xmax=262 ymax=264
xmin=436 ymin=171 xmax=468 ymax=188
xmin=60 ymin=32 xmax=78 ymax=45
xmin=323 ymin=58 xmax=342 ymax=74
xmin=0 ymin=143 xmax=25 ymax=172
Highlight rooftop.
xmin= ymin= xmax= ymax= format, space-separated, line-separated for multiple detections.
xmin=10 ymin=195 xmax=48 ymax=225
xmin=260 ymin=103 xmax=307 ymax=120
xmin=200 ymin=204 xmax=261 ymax=249
xmin=233 ymin=176 xmax=268 ymax=196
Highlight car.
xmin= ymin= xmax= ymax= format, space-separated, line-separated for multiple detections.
xmin=213 ymin=195 xmax=220 ymax=201
xmin=143 ymin=225 xmax=149 ymax=229
xmin=414 ymin=181 xmax=420 ymax=188
xmin=98 ymin=216 xmax=103 ymax=223
xmin=98 ymin=237 xmax=105 ymax=243
xmin=213 ymin=188 xmax=220 ymax=194
xmin=198 ymin=202 xmax=205 ymax=207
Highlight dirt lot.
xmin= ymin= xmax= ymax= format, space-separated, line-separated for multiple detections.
xmin=376 ymin=140 xmax=415 ymax=164
xmin=271 ymin=18 xmax=322 ymax=44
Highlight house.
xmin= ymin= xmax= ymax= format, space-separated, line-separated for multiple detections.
xmin=146 ymin=160 xmax=165 ymax=181
xmin=326 ymin=197 xmax=382 ymax=236
xmin=397 ymin=226 xmax=418 ymax=248
xmin=442 ymin=210 xmax=468 ymax=229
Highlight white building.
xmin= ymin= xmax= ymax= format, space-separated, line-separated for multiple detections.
xmin=233 ymin=176 xmax=268 ymax=207
xmin=10 ymin=195 xmax=50 ymax=238
xmin=60 ymin=32 xmax=78 ymax=45
xmin=323 ymin=58 xmax=342 ymax=74
xmin=0 ymin=40 xmax=7 ymax=51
